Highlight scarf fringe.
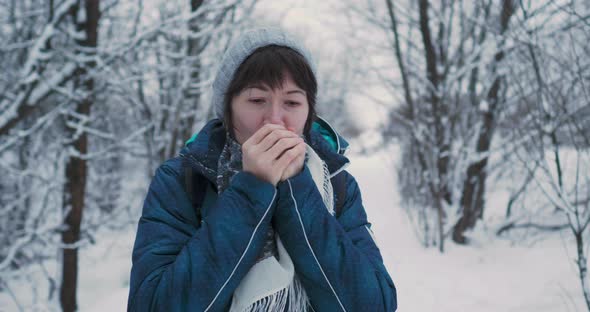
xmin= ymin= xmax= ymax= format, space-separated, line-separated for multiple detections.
xmin=239 ymin=276 xmax=310 ymax=312
xmin=306 ymin=145 xmax=334 ymax=216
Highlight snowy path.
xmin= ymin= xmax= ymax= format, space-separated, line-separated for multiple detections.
xmin=347 ymin=148 xmax=585 ymax=312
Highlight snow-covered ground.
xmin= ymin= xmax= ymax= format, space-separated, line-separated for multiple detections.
xmin=347 ymin=144 xmax=586 ymax=312
xmin=2 ymin=144 xmax=587 ymax=311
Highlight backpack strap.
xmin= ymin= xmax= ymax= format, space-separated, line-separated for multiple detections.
xmin=330 ymin=171 xmax=347 ymax=218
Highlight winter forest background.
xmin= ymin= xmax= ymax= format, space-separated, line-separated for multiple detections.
xmin=1 ymin=0 xmax=589 ymax=311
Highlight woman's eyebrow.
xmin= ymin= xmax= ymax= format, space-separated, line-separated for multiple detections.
xmin=247 ymin=84 xmax=270 ymax=91
xmin=246 ymin=84 xmax=305 ymax=95
xmin=286 ymin=89 xmax=306 ymax=96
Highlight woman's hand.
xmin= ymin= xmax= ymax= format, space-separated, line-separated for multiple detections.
xmin=242 ymin=124 xmax=306 ymax=186
xmin=280 ymin=127 xmax=306 ymax=181
xmin=280 ymin=152 xmax=305 ymax=181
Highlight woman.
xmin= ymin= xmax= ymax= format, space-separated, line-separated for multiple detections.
xmin=128 ymin=28 xmax=397 ymax=312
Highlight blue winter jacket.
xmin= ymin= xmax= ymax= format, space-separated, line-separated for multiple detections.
xmin=128 ymin=118 xmax=397 ymax=311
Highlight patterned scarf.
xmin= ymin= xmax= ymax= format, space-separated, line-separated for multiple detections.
xmin=216 ymin=134 xmax=334 ymax=311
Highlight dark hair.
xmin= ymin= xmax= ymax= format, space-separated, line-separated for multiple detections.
xmin=223 ymin=45 xmax=317 ymax=139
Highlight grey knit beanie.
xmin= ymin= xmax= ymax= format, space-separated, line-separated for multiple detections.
xmin=211 ymin=27 xmax=317 ymax=120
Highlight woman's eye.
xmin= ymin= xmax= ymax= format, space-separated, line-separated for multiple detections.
xmin=249 ymin=99 xmax=265 ymax=104
xmin=286 ymin=101 xmax=300 ymax=107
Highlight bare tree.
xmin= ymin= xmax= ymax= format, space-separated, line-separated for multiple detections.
xmin=60 ymin=2 xmax=99 ymax=310
xmin=111 ymin=0 xmax=253 ymax=174
xmin=0 ymin=0 xmax=257 ymax=309
xmin=503 ymin=0 xmax=590 ymax=308
xmin=360 ymin=0 xmax=516 ymax=250
xmin=452 ymin=0 xmax=515 ymax=244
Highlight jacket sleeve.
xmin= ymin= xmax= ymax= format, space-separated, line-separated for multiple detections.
xmin=273 ymin=166 xmax=397 ymax=312
xmin=128 ymin=159 xmax=277 ymax=312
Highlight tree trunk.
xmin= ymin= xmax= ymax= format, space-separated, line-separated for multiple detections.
xmin=453 ymin=0 xmax=515 ymax=244
xmin=385 ymin=0 xmax=414 ymax=115
xmin=436 ymin=197 xmax=445 ymax=253
xmin=418 ymin=0 xmax=452 ymax=250
xmin=453 ymin=129 xmax=490 ymax=243
xmin=574 ymin=230 xmax=590 ymax=311
xmin=180 ymin=0 xmax=204 ymax=144
xmin=60 ymin=1 xmax=99 ymax=311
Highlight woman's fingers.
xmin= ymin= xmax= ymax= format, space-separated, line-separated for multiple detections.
xmin=257 ymin=129 xmax=299 ymax=152
xmin=280 ymin=151 xmax=306 ymax=181
xmin=242 ymin=125 xmax=304 ymax=185
xmin=274 ymin=142 xmax=306 ymax=173
xmin=267 ymin=137 xmax=304 ymax=159
xmin=243 ymin=124 xmax=284 ymax=148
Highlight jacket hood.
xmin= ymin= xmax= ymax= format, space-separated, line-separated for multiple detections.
xmin=180 ymin=118 xmax=350 ymax=186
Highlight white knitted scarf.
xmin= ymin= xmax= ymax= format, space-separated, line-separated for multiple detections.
xmin=223 ymin=144 xmax=334 ymax=312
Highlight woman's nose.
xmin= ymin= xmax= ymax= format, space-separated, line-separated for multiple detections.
xmin=265 ymin=102 xmax=284 ymax=126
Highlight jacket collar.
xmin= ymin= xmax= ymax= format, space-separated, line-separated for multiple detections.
xmin=179 ymin=118 xmax=350 ymax=185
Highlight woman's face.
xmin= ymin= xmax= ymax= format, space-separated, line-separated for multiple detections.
xmin=230 ymin=74 xmax=309 ymax=144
